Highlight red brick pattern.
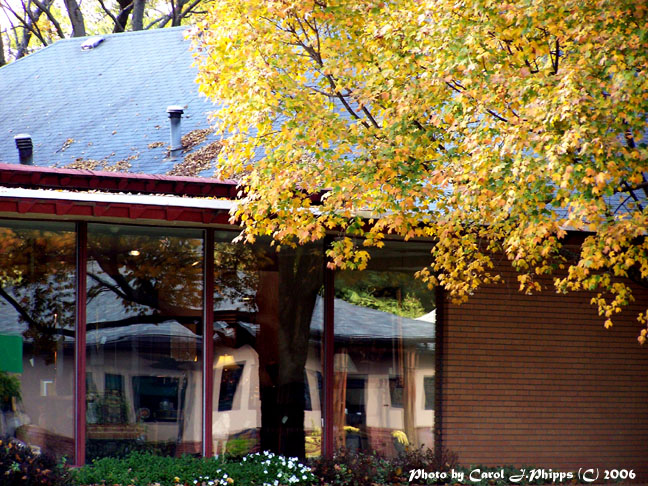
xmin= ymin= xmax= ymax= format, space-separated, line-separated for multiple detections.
xmin=440 ymin=263 xmax=648 ymax=481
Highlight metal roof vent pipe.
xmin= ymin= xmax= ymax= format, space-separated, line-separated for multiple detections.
xmin=167 ymin=106 xmax=184 ymax=157
xmin=14 ymin=134 xmax=33 ymax=165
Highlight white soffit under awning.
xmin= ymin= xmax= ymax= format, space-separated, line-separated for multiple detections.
xmin=0 ymin=186 xmax=236 ymax=210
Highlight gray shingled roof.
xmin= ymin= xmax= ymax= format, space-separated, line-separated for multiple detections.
xmin=310 ymin=296 xmax=435 ymax=342
xmin=0 ymin=27 xmax=215 ymax=175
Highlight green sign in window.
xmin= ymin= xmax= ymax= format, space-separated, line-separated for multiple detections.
xmin=0 ymin=335 xmax=23 ymax=373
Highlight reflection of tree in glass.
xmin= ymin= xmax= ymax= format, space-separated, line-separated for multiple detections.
xmin=87 ymin=232 xmax=204 ymax=325
xmin=0 ymin=227 xmax=76 ymax=364
xmin=213 ymin=241 xmax=273 ymax=313
xmin=335 ymin=270 xmax=434 ymax=318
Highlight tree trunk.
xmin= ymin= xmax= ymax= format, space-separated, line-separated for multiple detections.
xmin=0 ymin=31 xmax=6 ymax=67
xmin=256 ymin=245 xmax=322 ymax=459
xmin=131 ymin=0 xmax=145 ymax=31
xmin=63 ymin=0 xmax=86 ymax=37
xmin=171 ymin=0 xmax=186 ymax=26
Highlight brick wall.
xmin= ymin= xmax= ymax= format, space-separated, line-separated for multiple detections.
xmin=439 ymin=261 xmax=648 ymax=481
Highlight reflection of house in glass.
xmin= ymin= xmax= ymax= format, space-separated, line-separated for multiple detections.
xmin=313 ymin=298 xmax=436 ymax=455
xmin=209 ymin=295 xmax=436 ymax=458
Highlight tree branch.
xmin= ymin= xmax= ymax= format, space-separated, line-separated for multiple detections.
xmin=96 ymin=0 xmax=120 ymax=30
xmin=0 ymin=286 xmax=41 ymax=330
xmin=31 ymin=0 xmax=65 ymax=38
xmin=445 ymin=80 xmax=509 ymax=124
xmin=86 ymin=313 xmax=201 ymax=331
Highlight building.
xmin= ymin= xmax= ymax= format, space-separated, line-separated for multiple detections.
xmin=1 ymin=28 xmax=647 ymax=480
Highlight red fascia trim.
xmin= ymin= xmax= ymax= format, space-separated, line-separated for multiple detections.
xmin=0 ymin=197 xmax=232 ymax=225
xmin=0 ymin=163 xmax=239 ymax=199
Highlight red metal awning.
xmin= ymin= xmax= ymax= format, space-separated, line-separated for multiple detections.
xmin=0 ymin=163 xmax=238 ymax=198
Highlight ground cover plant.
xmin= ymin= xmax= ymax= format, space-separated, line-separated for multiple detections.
xmin=72 ymin=450 xmax=316 ymax=486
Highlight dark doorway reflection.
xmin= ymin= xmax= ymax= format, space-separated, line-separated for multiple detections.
xmin=85 ymin=224 xmax=203 ymax=460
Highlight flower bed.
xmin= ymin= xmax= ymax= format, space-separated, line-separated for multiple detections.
xmin=1 ymin=443 xmax=605 ymax=486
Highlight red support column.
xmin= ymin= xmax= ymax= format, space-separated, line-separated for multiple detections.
xmin=203 ymin=229 xmax=215 ymax=457
xmin=74 ymin=222 xmax=87 ymax=466
xmin=323 ymin=256 xmax=335 ymax=458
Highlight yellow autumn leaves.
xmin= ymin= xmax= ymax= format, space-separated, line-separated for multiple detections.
xmin=192 ymin=0 xmax=648 ymax=342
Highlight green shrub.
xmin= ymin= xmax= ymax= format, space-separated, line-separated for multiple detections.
xmin=391 ymin=446 xmax=458 ymax=484
xmin=308 ymin=447 xmax=458 ymax=486
xmin=73 ymin=452 xmax=208 ymax=486
xmin=72 ymin=449 xmax=593 ymax=486
xmin=72 ymin=450 xmax=316 ymax=486
xmin=0 ymin=438 xmax=71 ymax=486
xmin=0 ymin=371 xmax=21 ymax=406
xmin=309 ymin=449 xmax=391 ymax=486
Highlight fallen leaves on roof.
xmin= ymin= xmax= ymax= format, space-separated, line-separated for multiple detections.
xmin=167 ymin=141 xmax=223 ymax=177
xmin=181 ymin=127 xmax=214 ymax=152
xmin=63 ymin=158 xmax=104 ymax=170
xmin=63 ymin=154 xmax=137 ymax=172
xmin=57 ymin=138 xmax=76 ymax=153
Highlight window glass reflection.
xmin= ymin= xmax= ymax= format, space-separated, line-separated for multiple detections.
xmin=332 ymin=241 xmax=436 ymax=456
xmin=0 ymin=221 xmax=76 ymax=460
xmin=86 ymin=224 xmax=203 ymax=460
xmin=211 ymin=235 xmax=323 ymax=458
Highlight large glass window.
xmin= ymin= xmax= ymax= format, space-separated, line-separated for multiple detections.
xmin=0 ymin=216 xmax=436 ymax=463
xmin=0 ymin=220 xmax=76 ymax=460
xmin=211 ymin=234 xmax=323 ymax=458
xmin=86 ymin=224 xmax=203 ymax=460
xmin=332 ymin=241 xmax=436 ymax=456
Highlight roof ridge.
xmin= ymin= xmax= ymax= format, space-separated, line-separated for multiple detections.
xmin=73 ymin=25 xmax=189 ymax=42
xmin=0 ymin=26 xmax=191 ymax=72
